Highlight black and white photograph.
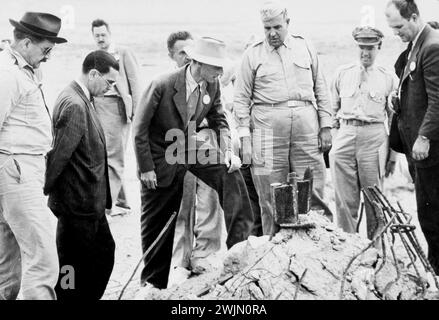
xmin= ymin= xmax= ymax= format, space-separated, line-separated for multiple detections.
xmin=1 ymin=0 xmax=439 ymax=308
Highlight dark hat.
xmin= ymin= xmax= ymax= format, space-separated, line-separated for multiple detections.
xmin=352 ymin=26 xmax=383 ymax=46
xmin=9 ymin=12 xmax=67 ymax=43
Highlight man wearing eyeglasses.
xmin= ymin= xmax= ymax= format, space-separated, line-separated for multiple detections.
xmin=0 ymin=12 xmax=66 ymax=300
xmin=91 ymin=19 xmax=141 ymax=217
xmin=44 ymin=50 xmax=119 ymax=300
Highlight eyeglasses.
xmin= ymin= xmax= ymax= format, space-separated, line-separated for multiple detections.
xmin=35 ymin=43 xmax=54 ymax=57
xmin=97 ymin=71 xmax=116 ymax=88
xmin=92 ymin=52 xmax=116 ymax=88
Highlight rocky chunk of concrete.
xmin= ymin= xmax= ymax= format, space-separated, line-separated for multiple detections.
xmin=138 ymin=212 xmax=438 ymax=300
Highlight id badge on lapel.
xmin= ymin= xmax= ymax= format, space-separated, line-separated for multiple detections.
xmin=408 ymin=61 xmax=416 ymax=81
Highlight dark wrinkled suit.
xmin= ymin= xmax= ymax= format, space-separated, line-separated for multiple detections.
xmin=133 ymin=66 xmax=254 ymax=288
xmin=393 ymin=25 xmax=439 ymax=274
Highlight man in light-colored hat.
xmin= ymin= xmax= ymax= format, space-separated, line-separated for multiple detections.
xmin=133 ymin=37 xmax=253 ymax=293
xmin=234 ymin=1 xmax=333 ymax=236
xmin=0 ymin=12 xmax=66 ymax=300
xmin=330 ymin=26 xmax=397 ymax=239
xmin=165 ymin=31 xmax=228 ymax=287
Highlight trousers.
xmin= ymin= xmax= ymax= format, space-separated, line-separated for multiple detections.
xmin=54 ymin=213 xmax=115 ymax=300
xmin=250 ymin=104 xmax=326 ymax=236
xmin=94 ymin=96 xmax=130 ymax=208
xmin=415 ymin=164 xmax=439 ymax=275
xmin=140 ymin=161 xmax=253 ymax=289
xmin=0 ymin=154 xmax=58 ymax=300
xmin=171 ymin=172 xmax=226 ymax=270
xmin=330 ymin=122 xmax=387 ymax=239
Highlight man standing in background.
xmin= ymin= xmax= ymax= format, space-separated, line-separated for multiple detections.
xmin=0 ymin=12 xmax=66 ymax=300
xmin=91 ymin=19 xmax=141 ymax=216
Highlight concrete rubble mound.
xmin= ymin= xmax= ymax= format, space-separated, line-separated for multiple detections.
xmin=140 ymin=211 xmax=439 ymax=300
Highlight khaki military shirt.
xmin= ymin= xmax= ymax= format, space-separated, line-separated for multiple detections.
xmin=234 ymin=34 xmax=333 ymax=137
xmin=332 ymin=63 xmax=397 ymax=123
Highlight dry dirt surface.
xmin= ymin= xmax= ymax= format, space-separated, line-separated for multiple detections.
xmin=103 ymin=150 xmax=439 ymax=300
xmin=134 ymin=212 xmax=439 ymax=301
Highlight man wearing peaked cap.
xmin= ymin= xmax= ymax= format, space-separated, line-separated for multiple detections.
xmin=352 ymin=26 xmax=384 ymax=46
xmin=234 ymin=1 xmax=333 ymax=236
xmin=0 ymin=12 xmax=66 ymax=300
xmin=330 ymin=26 xmax=397 ymax=240
xmin=133 ymin=37 xmax=253 ymax=293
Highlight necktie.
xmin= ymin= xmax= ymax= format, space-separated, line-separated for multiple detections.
xmin=187 ymin=84 xmax=200 ymax=125
xmin=359 ymin=68 xmax=368 ymax=91
xmin=406 ymin=41 xmax=413 ymax=63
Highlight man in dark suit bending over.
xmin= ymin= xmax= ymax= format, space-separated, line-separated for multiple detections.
xmin=44 ymin=50 xmax=119 ymax=300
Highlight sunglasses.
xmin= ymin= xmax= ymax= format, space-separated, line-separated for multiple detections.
xmin=34 ymin=43 xmax=53 ymax=56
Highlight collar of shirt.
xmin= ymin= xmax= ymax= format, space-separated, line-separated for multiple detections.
xmin=75 ymin=79 xmax=91 ymax=102
xmin=359 ymin=63 xmax=376 ymax=73
xmin=409 ymin=23 xmax=427 ymax=59
xmin=5 ymin=43 xmax=35 ymax=73
xmin=107 ymin=43 xmax=117 ymax=55
xmin=185 ymin=65 xmax=205 ymax=101
xmin=412 ymin=24 xmax=427 ymax=49
xmin=264 ymin=33 xmax=293 ymax=52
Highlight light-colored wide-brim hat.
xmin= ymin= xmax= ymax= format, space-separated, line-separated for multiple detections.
xmin=185 ymin=37 xmax=227 ymax=68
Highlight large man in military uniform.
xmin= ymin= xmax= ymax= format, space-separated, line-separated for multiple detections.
xmin=234 ymin=1 xmax=333 ymax=235
xmin=330 ymin=27 xmax=397 ymax=239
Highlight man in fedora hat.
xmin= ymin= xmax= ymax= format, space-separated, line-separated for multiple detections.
xmin=0 ymin=12 xmax=66 ymax=300
xmin=165 ymin=31 xmax=228 ymax=287
xmin=330 ymin=26 xmax=397 ymax=239
xmin=133 ymin=36 xmax=254 ymax=293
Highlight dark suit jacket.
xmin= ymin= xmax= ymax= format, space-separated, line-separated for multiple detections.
xmin=395 ymin=25 xmax=439 ymax=168
xmin=133 ymin=65 xmax=230 ymax=187
xmin=44 ymin=81 xmax=111 ymax=219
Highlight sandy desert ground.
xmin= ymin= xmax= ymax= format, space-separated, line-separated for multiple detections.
xmin=1 ymin=0 xmax=438 ymax=299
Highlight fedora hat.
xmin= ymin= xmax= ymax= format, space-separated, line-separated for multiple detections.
xmin=185 ymin=37 xmax=227 ymax=67
xmin=9 ymin=12 xmax=67 ymax=43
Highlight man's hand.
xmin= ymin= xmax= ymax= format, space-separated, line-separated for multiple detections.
xmin=388 ymin=90 xmax=400 ymax=114
xmin=385 ymin=159 xmax=396 ymax=178
xmin=225 ymin=150 xmax=242 ymax=173
xmin=319 ymin=127 xmax=332 ymax=152
xmin=140 ymin=170 xmax=157 ymax=190
xmin=240 ymin=136 xmax=252 ymax=165
xmin=412 ymin=136 xmax=430 ymax=161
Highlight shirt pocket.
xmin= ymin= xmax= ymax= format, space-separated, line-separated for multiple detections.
xmin=365 ymin=90 xmax=387 ymax=118
xmin=20 ymin=83 xmax=45 ymax=124
xmin=256 ymin=63 xmax=278 ymax=78
xmin=292 ymin=54 xmax=313 ymax=90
